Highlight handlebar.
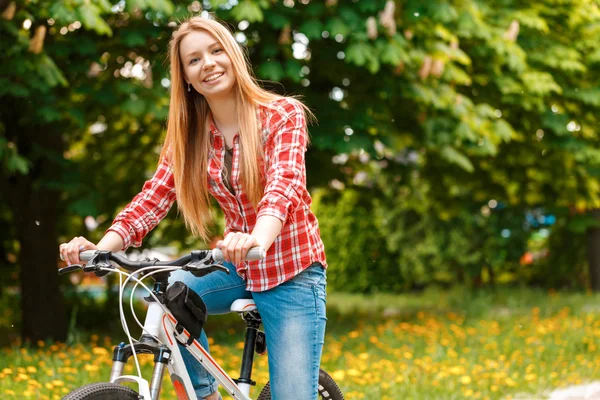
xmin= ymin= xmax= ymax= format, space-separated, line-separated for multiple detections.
xmin=58 ymin=247 xmax=266 ymax=277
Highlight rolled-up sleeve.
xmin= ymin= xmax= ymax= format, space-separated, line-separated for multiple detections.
xmin=256 ymin=100 xmax=308 ymax=224
xmin=106 ymin=157 xmax=177 ymax=250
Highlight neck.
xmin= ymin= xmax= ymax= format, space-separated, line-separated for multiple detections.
xmin=206 ymin=94 xmax=237 ymax=136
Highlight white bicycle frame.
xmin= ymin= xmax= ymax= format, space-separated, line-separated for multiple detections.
xmin=113 ymin=300 xmax=254 ymax=400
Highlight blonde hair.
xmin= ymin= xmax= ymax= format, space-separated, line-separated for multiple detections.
xmin=161 ymin=16 xmax=313 ymax=241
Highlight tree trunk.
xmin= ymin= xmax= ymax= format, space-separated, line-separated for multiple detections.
xmin=587 ymin=209 xmax=600 ymax=292
xmin=6 ymin=126 xmax=67 ymax=342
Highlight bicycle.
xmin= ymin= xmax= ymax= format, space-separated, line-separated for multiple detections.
xmin=58 ymin=248 xmax=344 ymax=400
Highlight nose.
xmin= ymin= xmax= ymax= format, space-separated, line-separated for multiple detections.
xmin=203 ymin=56 xmax=216 ymax=70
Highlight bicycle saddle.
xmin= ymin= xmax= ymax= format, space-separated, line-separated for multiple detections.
xmin=230 ymin=299 xmax=257 ymax=313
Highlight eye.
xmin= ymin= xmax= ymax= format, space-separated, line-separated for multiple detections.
xmin=213 ymin=48 xmax=223 ymax=54
xmin=189 ymin=57 xmax=199 ymax=65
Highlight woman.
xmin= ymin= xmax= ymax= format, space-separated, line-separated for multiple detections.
xmin=59 ymin=16 xmax=327 ymax=400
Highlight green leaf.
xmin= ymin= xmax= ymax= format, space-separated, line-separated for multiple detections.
xmin=122 ymin=98 xmax=146 ymax=117
xmin=149 ymin=0 xmax=175 ymax=14
xmin=441 ymin=146 xmax=474 ymax=172
xmin=305 ymin=2 xmax=326 ymax=17
xmin=122 ymin=31 xmax=147 ymax=47
xmin=78 ymin=4 xmax=113 ymax=36
xmin=378 ymin=40 xmax=407 ymax=66
xmin=300 ymin=20 xmax=324 ymax=40
xmin=284 ymin=59 xmax=302 ymax=83
xmin=232 ymin=1 xmax=264 ymax=23
xmin=522 ymin=72 xmax=562 ymax=95
xmin=346 ymin=42 xmax=373 ymax=67
xmin=38 ymin=55 xmax=68 ymax=88
xmin=262 ymin=44 xmax=279 ymax=58
xmin=356 ymin=0 xmax=379 ymax=12
xmin=257 ymin=61 xmax=284 ymax=81
xmin=514 ymin=10 xmax=549 ymax=33
xmin=326 ymin=18 xmax=350 ymax=37
xmin=541 ymin=112 xmax=570 ymax=136
xmin=494 ymin=119 xmax=515 ymax=142
xmin=565 ymin=88 xmax=600 ymax=107
xmin=338 ymin=6 xmax=362 ymax=28
xmin=263 ymin=10 xmax=289 ymax=29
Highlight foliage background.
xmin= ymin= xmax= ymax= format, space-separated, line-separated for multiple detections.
xmin=1 ymin=0 xmax=600 ymax=341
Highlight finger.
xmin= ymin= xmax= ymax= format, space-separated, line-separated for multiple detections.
xmin=59 ymin=243 xmax=67 ymax=262
xmin=236 ymin=235 xmax=257 ymax=264
xmin=234 ymin=235 xmax=251 ymax=264
xmin=219 ymin=234 xmax=235 ymax=263
xmin=67 ymin=237 xmax=86 ymax=265
xmin=227 ymin=234 xmax=243 ymax=264
xmin=67 ymin=240 xmax=80 ymax=265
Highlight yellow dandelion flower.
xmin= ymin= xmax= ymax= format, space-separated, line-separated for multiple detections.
xmin=17 ymin=373 xmax=29 ymax=380
xmin=51 ymin=380 xmax=64 ymax=387
xmin=28 ymin=379 xmax=42 ymax=388
xmin=2 ymin=368 xmax=13 ymax=374
xmin=84 ymin=364 xmax=99 ymax=372
xmin=26 ymin=366 xmax=37 ymax=373
xmin=461 ymin=375 xmax=471 ymax=385
xmin=525 ymin=373 xmax=537 ymax=382
xmin=331 ymin=370 xmax=346 ymax=381
xmin=92 ymin=347 xmax=108 ymax=355
xmin=449 ymin=366 xmax=465 ymax=375
xmin=45 ymin=383 xmax=54 ymax=390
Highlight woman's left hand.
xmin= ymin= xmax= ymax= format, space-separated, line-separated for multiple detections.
xmin=216 ymin=232 xmax=261 ymax=265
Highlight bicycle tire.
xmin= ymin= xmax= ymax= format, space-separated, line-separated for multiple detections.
xmin=257 ymin=368 xmax=344 ymax=400
xmin=62 ymin=382 xmax=139 ymax=400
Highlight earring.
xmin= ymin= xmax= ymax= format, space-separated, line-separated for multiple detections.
xmin=187 ymin=83 xmax=191 ymax=92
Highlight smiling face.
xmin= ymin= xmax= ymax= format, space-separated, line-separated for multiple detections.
xmin=179 ymin=30 xmax=236 ymax=99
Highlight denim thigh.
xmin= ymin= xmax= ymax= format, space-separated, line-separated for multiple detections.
xmin=252 ymin=263 xmax=327 ymax=400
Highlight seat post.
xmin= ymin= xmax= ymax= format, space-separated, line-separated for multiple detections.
xmin=237 ymin=312 xmax=262 ymax=387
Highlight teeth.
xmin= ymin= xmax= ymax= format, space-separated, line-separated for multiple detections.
xmin=204 ymin=73 xmax=223 ymax=82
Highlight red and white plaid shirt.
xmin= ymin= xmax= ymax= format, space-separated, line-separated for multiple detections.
xmin=107 ymin=97 xmax=327 ymax=291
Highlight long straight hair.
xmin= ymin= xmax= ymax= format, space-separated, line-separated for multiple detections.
xmin=161 ymin=16 xmax=313 ymax=241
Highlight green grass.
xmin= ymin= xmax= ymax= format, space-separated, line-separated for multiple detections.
xmin=1 ymin=287 xmax=600 ymax=399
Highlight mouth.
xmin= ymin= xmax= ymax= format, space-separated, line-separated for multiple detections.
xmin=203 ymin=72 xmax=225 ymax=83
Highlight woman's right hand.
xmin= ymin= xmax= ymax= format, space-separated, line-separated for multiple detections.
xmin=59 ymin=236 xmax=98 ymax=265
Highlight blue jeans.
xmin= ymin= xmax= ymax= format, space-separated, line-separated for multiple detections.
xmin=169 ymin=262 xmax=327 ymax=400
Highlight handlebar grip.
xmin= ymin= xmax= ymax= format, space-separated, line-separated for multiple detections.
xmin=212 ymin=247 xmax=265 ymax=262
xmin=80 ymin=250 xmax=97 ymax=262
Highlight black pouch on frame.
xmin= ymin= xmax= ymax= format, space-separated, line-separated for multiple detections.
xmin=164 ymin=281 xmax=207 ymax=342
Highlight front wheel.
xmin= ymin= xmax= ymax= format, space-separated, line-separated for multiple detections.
xmin=257 ymin=368 xmax=344 ymax=400
xmin=62 ymin=382 xmax=139 ymax=400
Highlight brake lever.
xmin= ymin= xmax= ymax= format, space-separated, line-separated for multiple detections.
xmin=183 ymin=262 xmax=230 ymax=277
xmin=58 ymin=264 xmax=83 ymax=275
